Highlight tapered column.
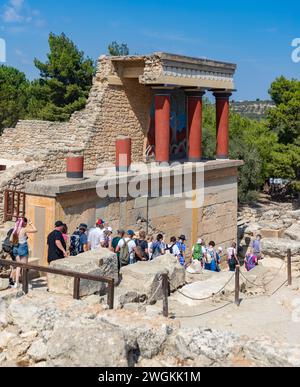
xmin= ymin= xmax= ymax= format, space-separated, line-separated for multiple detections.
xmin=155 ymin=92 xmax=171 ymax=163
xmin=66 ymin=154 xmax=84 ymax=179
xmin=213 ymin=92 xmax=232 ymax=159
xmin=116 ymin=136 xmax=132 ymax=172
xmin=187 ymin=91 xmax=205 ymax=162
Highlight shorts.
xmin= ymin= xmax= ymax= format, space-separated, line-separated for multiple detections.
xmin=13 ymin=243 xmax=29 ymax=258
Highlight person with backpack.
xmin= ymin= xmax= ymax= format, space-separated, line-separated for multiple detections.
xmin=244 ymin=250 xmax=258 ymax=272
xmin=11 ymin=217 xmax=37 ymax=288
xmin=70 ymin=224 xmax=89 ymax=256
xmin=151 ymin=234 xmax=166 ymax=260
xmin=227 ymin=242 xmax=239 ymax=272
xmin=111 ymin=230 xmax=125 ymax=272
xmin=176 ymin=235 xmax=187 ymax=267
xmin=166 ymin=237 xmax=181 ymax=261
xmin=192 ymin=239 xmax=207 ymax=268
xmin=135 ymin=231 xmax=149 ymax=261
xmin=116 ymin=230 xmax=139 ymax=266
xmin=2 ymin=228 xmax=17 ymax=287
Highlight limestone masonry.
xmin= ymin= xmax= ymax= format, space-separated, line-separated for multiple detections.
xmin=0 ymin=52 xmax=242 ymax=264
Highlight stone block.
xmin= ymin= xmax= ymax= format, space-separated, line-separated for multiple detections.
xmin=261 ymin=229 xmax=285 ymax=239
xmin=0 ymin=277 xmax=9 ymax=291
xmin=261 ymin=238 xmax=300 ymax=259
xmin=284 ymin=223 xmax=300 ymax=241
xmin=117 ymin=254 xmax=185 ymax=306
xmin=48 ymin=249 xmax=118 ymax=297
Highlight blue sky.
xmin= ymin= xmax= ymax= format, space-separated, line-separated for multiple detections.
xmin=0 ymin=0 xmax=299 ymax=100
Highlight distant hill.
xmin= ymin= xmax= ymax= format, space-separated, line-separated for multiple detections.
xmin=231 ymin=100 xmax=275 ymax=120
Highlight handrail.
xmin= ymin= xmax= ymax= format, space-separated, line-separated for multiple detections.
xmin=0 ymin=259 xmax=115 ymax=309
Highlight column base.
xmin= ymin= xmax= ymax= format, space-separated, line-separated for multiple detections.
xmin=116 ymin=166 xmax=130 ymax=173
xmin=66 ymin=172 xmax=84 ymax=179
xmin=216 ymin=155 xmax=229 ymax=160
xmin=188 ymin=157 xmax=203 ymax=163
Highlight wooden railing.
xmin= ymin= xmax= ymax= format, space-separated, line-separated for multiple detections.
xmin=3 ymin=190 xmax=26 ymax=222
xmin=0 ymin=259 xmax=115 ymax=309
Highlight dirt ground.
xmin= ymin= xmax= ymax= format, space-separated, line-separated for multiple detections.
xmin=168 ymin=272 xmax=300 ymax=345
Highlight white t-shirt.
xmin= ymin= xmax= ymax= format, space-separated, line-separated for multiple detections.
xmin=148 ymin=242 xmax=153 ymax=260
xmin=117 ymin=238 xmax=137 ymax=262
xmin=167 ymin=243 xmax=180 ymax=257
xmin=88 ymin=228 xmax=105 ymax=250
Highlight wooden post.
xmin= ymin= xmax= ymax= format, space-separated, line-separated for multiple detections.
xmin=73 ymin=278 xmax=80 ymax=300
xmin=287 ymin=249 xmax=292 ymax=286
xmin=107 ymin=279 xmax=115 ymax=310
xmin=22 ymin=269 xmax=29 ymax=294
xmin=235 ymin=266 xmax=240 ymax=306
xmin=162 ymin=274 xmax=169 ymax=318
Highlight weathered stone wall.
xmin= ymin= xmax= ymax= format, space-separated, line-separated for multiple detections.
xmin=0 ymin=120 xmax=77 ymax=161
xmin=50 ymin=168 xmax=238 ymax=258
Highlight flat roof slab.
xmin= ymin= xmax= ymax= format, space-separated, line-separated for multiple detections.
xmin=25 ymin=160 xmax=244 ymax=198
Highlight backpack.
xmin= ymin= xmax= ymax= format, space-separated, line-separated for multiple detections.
xmin=2 ymin=229 xmax=14 ymax=254
xmin=228 ymin=248 xmax=237 ymax=271
xmin=193 ymin=244 xmax=202 ymax=261
xmin=120 ymin=239 xmax=130 ymax=266
xmin=245 ymin=255 xmax=257 ymax=272
xmin=166 ymin=243 xmax=176 ymax=256
xmin=70 ymin=231 xmax=81 ymax=256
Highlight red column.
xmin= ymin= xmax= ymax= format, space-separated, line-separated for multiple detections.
xmin=155 ymin=93 xmax=171 ymax=163
xmin=187 ymin=91 xmax=205 ymax=162
xmin=213 ymin=92 xmax=232 ymax=159
xmin=66 ymin=155 xmax=84 ymax=179
xmin=116 ymin=137 xmax=132 ymax=172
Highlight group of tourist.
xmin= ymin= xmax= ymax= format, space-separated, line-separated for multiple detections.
xmin=2 ymin=217 xmax=263 ymax=289
xmin=46 ymin=219 xmax=262 ymax=273
xmin=46 ymin=219 xmax=190 ymax=270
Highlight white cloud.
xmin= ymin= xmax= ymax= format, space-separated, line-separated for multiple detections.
xmin=1 ymin=0 xmax=46 ymax=28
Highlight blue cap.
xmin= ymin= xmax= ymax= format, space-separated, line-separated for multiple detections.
xmin=127 ymin=230 xmax=135 ymax=236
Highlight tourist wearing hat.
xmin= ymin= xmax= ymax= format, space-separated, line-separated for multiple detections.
xmin=192 ymin=238 xmax=207 ymax=268
xmin=88 ymin=219 xmax=106 ymax=251
xmin=47 ymin=221 xmax=68 ymax=264
xmin=176 ymin=235 xmax=187 ymax=267
xmin=70 ymin=223 xmax=89 ymax=256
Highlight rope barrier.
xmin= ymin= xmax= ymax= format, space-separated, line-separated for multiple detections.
xmin=270 ymin=279 xmax=288 ymax=296
xmin=171 ymin=302 xmax=234 ymax=319
xmin=239 ymin=260 xmax=286 ymax=288
xmin=168 ymin=273 xmax=235 ymax=302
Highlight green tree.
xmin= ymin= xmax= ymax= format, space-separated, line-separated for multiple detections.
xmin=0 ymin=65 xmax=29 ymax=134
xmin=268 ymin=76 xmax=300 ymax=144
xmin=27 ymin=32 xmax=95 ymax=121
xmin=108 ymin=41 xmax=129 ymax=56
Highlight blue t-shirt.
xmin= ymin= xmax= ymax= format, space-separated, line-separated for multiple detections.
xmin=176 ymin=242 xmax=186 ymax=266
xmin=79 ymin=233 xmax=88 ymax=253
xmin=252 ymin=240 xmax=261 ymax=254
